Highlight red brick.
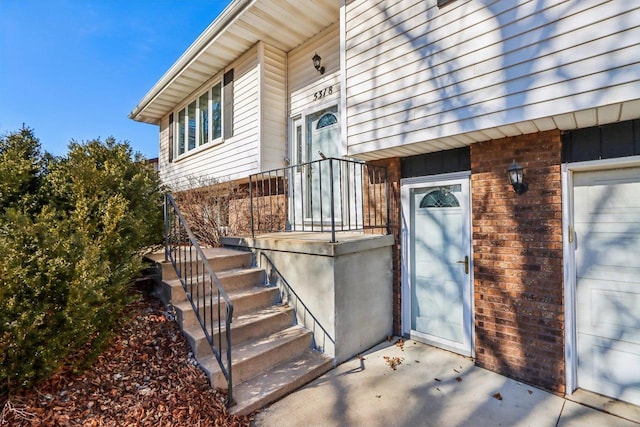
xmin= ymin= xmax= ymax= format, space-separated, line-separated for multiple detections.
xmin=471 ymin=130 xmax=564 ymax=394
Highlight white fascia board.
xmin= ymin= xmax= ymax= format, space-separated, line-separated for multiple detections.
xmin=128 ymin=0 xmax=254 ymax=123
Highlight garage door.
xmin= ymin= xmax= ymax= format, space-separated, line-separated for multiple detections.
xmin=574 ymin=167 xmax=640 ymax=405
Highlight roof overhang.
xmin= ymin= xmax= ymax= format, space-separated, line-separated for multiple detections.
xmin=129 ymin=0 xmax=339 ymax=124
xmin=350 ymin=100 xmax=640 ymax=161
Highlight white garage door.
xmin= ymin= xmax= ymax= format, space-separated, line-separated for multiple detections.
xmin=574 ymin=167 xmax=640 ymax=406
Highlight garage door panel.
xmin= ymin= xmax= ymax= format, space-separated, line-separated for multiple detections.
xmin=575 ymin=167 xmax=640 ymax=406
xmin=577 ymin=338 xmax=640 ymax=406
xmin=577 ymin=280 xmax=640 ymax=342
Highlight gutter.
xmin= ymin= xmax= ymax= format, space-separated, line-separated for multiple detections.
xmin=128 ymin=0 xmax=254 ymax=123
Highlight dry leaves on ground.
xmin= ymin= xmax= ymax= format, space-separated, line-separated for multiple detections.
xmin=0 ymin=284 xmax=252 ymax=427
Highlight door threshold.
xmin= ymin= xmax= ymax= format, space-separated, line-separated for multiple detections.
xmin=566 ymin=389 xmax=640 ymax=424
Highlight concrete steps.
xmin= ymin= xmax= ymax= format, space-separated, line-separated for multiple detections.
xmin=232 ymin=349 xmax=334 ymax=415
xmin=183 ymin=305 xmax=296 ymax=357
xmin=151 ymin=247 xmax=333 ymax=416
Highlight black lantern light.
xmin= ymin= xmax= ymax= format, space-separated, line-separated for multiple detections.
xmin=312 ymin=52 xmax=325 ymax=75
xmin=507 ymin=160 xmax=528 ymax=195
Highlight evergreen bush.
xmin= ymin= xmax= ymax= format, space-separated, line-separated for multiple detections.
xmin=0 ymin=129 xmax=163 ymax=396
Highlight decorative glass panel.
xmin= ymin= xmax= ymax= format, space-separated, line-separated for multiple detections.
xmin=316 ymin=113 xmax=337 ymax=129
xmin=420 ymin=187 xmax=460 ymax=208
xmin=177 ymin=109 xmax=186 ymax=155
xmin=211 ymin=82 xmax=222 ymax=140
xmin=198 ymin=91 xmax=209 ymax=146
xmin=296 ymin=123 xmax=302 ymax=172
xmin=187 ymin=101 xmax=196 ymax=150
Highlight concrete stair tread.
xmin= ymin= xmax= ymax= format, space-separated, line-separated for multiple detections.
xmin=199 ymin=247 xmax=248 ymax=258
xmin=163 ymin=266 xmax=264 ymax=298
xmin=230 ymin=349 xmax=334 ymax=415
xmin=182 ymin=304 xmax=294 ymax=340
xmin=164 ymin=266 xmax=263 ymax=285
xmin=201 ymin=325 xmax=311 ymax=378
xmin=216 ymin=266 xmax=263 ymax=278
xmin=230 ymin=325 xmax=310 ymax=365
xmin=174 ymin=285 xmax=276 ymax=311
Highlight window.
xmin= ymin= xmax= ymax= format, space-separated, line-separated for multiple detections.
xmin=420 ymin=187 xmax=460 ymax=208
xmin=187 ymin=101 xmax=196 ymax=151
xmin=175 ymin=80 xmax=224 ymax=157
xmin=212 ymin=83 xmax=222 ymax=140
xmin=177 ymin=109 xmax=186 ymax=156
xmin=316 ymin=113 xmax=338 ymax=129
xmin=198 ymin=92 xmax=208 ymax=146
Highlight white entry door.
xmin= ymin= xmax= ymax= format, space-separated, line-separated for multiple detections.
xmin=306 ymin=106 xmax=340 ymax=222
xmin=289 ymin=106 xmax=340 ymax=228
xmin=403 ymin=177 xmax=473 ymax=356
xmin=574 ymin=167 xmax=640 ymax=406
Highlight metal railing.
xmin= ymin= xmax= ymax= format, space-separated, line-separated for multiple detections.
xmin=164 ymin=193 xmax=234 ymax=406
xmin=249 ymin=157 xmax=389 ymax=242
xmin=259 ymin=253 xmax=335 ymax=356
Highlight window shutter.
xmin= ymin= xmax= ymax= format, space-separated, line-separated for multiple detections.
xmin=168 ymin=113 xmax=174 ymax=162
xmin=223 ymin=69 xmax=234 ymax=139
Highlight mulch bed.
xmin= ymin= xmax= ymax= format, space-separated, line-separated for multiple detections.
xmin=0 ymin=281 xmax=253 ymax=427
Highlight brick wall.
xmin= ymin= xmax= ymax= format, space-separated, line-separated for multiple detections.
xmin=471 ymin=130 xmax=564 ymax=393
xmin=369 ymin=157 xmax=402 ymax=336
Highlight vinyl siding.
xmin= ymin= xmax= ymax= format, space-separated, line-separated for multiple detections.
xmin=344 ymin=0 xmax=640 ymax=157
xmin=288 ymin=23 xmax=341 ymax=117
xmin=260 ymin=43 xmax=288 ymax=171
xmin=158 ymin=45 xmax=262 ymax=189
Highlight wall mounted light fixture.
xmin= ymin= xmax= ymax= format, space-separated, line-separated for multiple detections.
xmin=312 ymin=52 xmax=325 ymax=75
xmin=507 ymin=160 xmax=528 ymax=195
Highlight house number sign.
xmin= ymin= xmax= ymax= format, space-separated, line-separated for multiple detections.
xmin=312 ymin=84 xmax=339 ymax=102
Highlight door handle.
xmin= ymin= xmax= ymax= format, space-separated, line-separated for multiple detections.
xmin=456 ymin=256 xmax=469 ymax=275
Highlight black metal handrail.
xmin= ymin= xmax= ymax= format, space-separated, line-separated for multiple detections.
xmin=249 ymin=157 xmax=389 ymax=242
xmin=259 ymin=253 xmax=335 ymax=356
xmin=164 ymin=193 xmax=234 ymax=406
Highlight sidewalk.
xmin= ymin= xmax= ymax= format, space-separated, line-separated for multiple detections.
xmin=254 ymin=339 xmax=640 ymax=427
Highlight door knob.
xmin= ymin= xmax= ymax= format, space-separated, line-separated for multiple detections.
xmin=456 ymin=256 xmax=469 ymax=275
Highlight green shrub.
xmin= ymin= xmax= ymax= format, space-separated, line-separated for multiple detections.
xmin=0 ymin=130 xmax=163 ymax=395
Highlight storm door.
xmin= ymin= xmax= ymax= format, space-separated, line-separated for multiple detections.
xmin=403 ymin=176 xmax=473 ymax=356
xmin=289 ymin=106 xmax=340 ymax=228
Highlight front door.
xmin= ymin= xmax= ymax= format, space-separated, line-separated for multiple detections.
xmin=574 ymin=167 xmax=640 ymax=405
xmin=306 ymin=106 xmax=340 ymax=223
xmin=290 ymin=106 xmax=340 ymax=228
xmin=402 ymin=176 xmax=473 ymax=356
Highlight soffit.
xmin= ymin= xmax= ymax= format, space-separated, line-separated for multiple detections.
xmin=130 ymin=0 xmax=339 ymax=124
xmin=350 ymin=100 xmax=640 ymax=161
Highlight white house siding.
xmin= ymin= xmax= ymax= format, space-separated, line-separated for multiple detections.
xmin=157 ymin=45 xmax=262 ymax=189
xmin=259 ymin=42 xmax=288 ymax=172
xmin=288 ymin=23 xmax=341 ymax=117
xmin=344 ymin=0 xmax=640 ymax=158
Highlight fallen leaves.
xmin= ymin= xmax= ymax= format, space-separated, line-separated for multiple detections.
xmin=0 ymin=287 xmax=252 ymax=426
xmin=383 ymin=356 xmax=405 ymax=370
xmin=493 ymin=392 xmax=503 ymax=401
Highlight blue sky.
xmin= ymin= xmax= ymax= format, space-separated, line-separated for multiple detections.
xmin=0 ymin=0 xmax=232 ymax=159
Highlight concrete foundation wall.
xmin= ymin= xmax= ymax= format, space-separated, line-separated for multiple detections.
xmin=223 ymin=233 xmax=394 ymax=363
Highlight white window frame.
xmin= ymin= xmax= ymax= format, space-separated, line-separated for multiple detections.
xmin=174 ymin=80 xmax=224 ymax=160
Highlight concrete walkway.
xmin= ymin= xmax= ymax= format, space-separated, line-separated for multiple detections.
xmin=254 ymin=339 xmax=640 ymax=427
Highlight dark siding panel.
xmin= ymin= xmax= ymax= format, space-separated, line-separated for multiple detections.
xmin=572 ymin=128 xmax=600 ymax=162
xmin=168 ymin=113 xmax=174 ymax=162
xmin=601 ymin=122 xmax=634 ymax=159
xmin=223 ymin=69 xmax=234 ymax=140
xmin=562 ymin=119 xmax=640 ymax=163
xmin=634 ymin=120 xmax=640 ymax=155
xmin=401 ymin=147 xmax=470 ymax=178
